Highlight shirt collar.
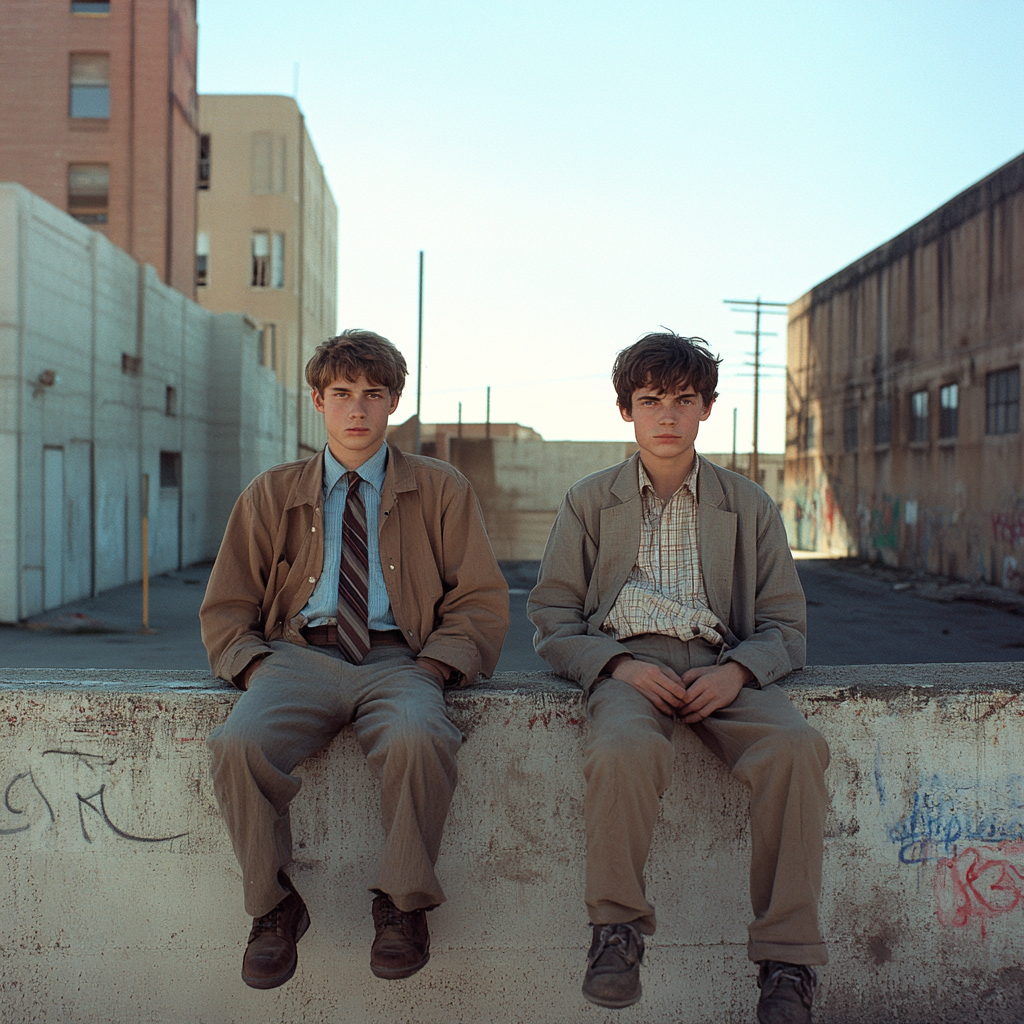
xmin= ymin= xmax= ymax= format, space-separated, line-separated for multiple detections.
xmin=637 ymin=453 xmax=701 ymax=503
xmin=323 ymin=441 xmax=389 ymax=495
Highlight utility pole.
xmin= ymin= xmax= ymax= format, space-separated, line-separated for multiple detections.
xmin=485 ymin=386 xmax=491 ymax=439
xmin=724 ymin=297 xmax=787 ymax=485
xmin=415 ymin=251 xmax=424 ymax=455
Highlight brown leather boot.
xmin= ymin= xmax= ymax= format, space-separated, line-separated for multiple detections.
xmin=370 ymin=893 xmax=430 ymax=979
xmin=241 ymin=872 xmax=310 ymax=990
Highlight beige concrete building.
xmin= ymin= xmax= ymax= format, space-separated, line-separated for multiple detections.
xmin=196 ymin=95 xmax=338 ymax=458
xmin=785 ymin=153 xmax=1024 ymax=590
xmin=0 ymin=0 xmax=199 ymax=298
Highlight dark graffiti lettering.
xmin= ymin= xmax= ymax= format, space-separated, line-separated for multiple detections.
xmin=76 ymin=784 xmax=187 ymax=844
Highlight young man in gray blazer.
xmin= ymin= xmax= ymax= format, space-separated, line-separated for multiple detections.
xmin=528 ymin=333 xmax=829 ymax=1024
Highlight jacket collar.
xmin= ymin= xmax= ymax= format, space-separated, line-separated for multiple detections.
xmin=285 ymin=449 xmax=328 ymax=510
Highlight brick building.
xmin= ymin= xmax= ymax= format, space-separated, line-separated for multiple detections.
xmin=0 ymin=0 xmax=199 ymax=297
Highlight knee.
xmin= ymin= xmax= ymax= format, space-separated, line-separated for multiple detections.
xmin=206 ymin=722 xmax=269 ymax=777
xmin=586 ymin=723 xmax=673 ymax=781
xmin=380 ymin=712 xmax=462 ymax=765
xmin=758 ymin=724 xmax=830 ymax=776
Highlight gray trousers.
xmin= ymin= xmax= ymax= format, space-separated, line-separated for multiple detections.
xmin=584 ymin=634 xmax=830 ymax=966
xmin=206 ymin=639 xmax=462 ymax=918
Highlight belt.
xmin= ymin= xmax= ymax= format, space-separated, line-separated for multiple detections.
xmin=300 ymin=624 xmax=409 ymax=649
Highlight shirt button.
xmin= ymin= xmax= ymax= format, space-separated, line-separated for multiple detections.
xmin=308 ymin=577 xmax=316 ymax=583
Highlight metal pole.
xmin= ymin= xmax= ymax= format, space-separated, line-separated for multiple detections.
xmin=458 ymin=400 xmax=462 ymax=438
xmin=752 ymin=299 xmax=761 ymax=485
xmin=415 ymin=251 xmax=424 ymax=455
xmin=485 ymin=386 xmax=491 ymax=439
xmin=731 ymin=408 xmax=737 ymax=472
xmin=140 ymin=473 xmax=154 ymax=633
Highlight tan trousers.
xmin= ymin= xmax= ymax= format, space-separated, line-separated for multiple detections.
xmin=584 ymin=634 xmax=829 ymax=966
xmin=206 ymin=639 xmax=462 ymax=919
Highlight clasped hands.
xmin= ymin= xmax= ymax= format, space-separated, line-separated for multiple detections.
xmin=605 ymin=653 xmax=753 ymax=722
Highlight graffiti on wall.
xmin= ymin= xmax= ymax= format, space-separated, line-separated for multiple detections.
xmin=869 ymin=494 xmax=901 ymax=551
xmin=1 ymin=748 xmax=188 ymax=844
xmin=992 ymin=510 xmax=1024 ymax=548
xmin=877 ymin=759 xmax=1024 ymax=938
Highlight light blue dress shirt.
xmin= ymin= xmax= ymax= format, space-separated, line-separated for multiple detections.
xmin=300 ymin=442 xmax=397 ymax=630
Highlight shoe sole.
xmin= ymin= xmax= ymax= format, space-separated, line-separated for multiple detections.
xmin=241 ymin=907 xmax=311 ymax=990
xmin=370 ymin=945 xmax=430 ymax=980
xmin=582 ymin=982 xmax=643 ymax=1009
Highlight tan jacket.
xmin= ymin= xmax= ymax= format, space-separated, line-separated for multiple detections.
xmin=527 ymin=454 xmax=806 ymax=692
xmin=200 ymin=446 xmax=509 ymax=688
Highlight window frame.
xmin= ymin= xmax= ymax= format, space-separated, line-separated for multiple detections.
xmin=67 ymin=163 xmax=109 ymax=224
xmin=939 ymin=383 xmax=959 ymax=440
xmin=909 ymin=389 xmax=929 ymax=443
xmin=69 ymin=53 xmax=110 ymax=119
xmin=986 ymin=367 xmax=1021 ymax=436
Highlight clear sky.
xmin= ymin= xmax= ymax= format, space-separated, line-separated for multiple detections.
xmin=196 ymin=1 xmax=1023 ymax=451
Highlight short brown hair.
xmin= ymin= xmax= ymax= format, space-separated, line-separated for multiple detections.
xmin=305 ymin=329 xmax=408 ymax=397
xmin=612 ymin=332 xmax=721 ymax=410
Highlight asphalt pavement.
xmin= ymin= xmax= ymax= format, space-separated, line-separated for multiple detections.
xmin=2 ymin=558 xmax=1022 ymax=673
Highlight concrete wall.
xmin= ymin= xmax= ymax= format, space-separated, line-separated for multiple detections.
xmin=0 ymin=183 xmax=289 ymax=622
xmin=785 ymin=154 xmax=1024 ymax=589
xmin=448 ymin=437 xmax=638 ymax=560
xmin=1 ymin=665 xmax=1022 ymax=1024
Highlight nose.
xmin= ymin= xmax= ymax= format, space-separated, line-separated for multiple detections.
xmin=349 ymin=398 xmax=367 ymax=419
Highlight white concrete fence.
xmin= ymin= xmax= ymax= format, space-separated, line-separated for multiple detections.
xmin=2 ymin=664 xmax=1023 ymax=1024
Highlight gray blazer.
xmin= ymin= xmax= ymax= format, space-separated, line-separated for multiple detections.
xmin=527 ymin=454 xmax=807 ymax=692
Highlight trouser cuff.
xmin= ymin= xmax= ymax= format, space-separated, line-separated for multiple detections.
xmin=748 ymin=939 xmax=828 ymax=966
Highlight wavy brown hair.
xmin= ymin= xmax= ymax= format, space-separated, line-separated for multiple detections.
xmin=612 ymin=332 xmax=721 ymax=411
xmin=305 ymin=330 xmax=408 ymax=397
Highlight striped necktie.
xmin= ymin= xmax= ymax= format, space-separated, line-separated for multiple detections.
xmin=336 ymin=470 xmax=371 ymax=663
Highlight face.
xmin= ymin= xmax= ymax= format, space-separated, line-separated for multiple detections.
xmin=311 ymin=374 xmax=400 ymax=469
xmin=620 ymin=381 xmax=714 ymax=469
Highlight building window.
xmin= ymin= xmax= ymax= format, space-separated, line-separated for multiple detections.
xmin=159 ymin=451 xmax=181 ymax=489
xmin=69 ymin=54 xmax=110 ymax=118
xmin=196 ymin=232 xmax=209 ymax=287
xmin=71 ymin=1 xmax=110 ymax=12
xmin=68 ymin=163 xmax=109 ymax=223
xmin=843 ymin=406 xmax=858 ymax=451
xmin=987 ymin=367 xmax=1020 ymax=435
xmin=874 ymin=398 xmax=892 ymax=446
xmin=251 ymin=133 xmax=286 ymax=194
xmin=271 ymin=232 xmax=285 ymax=288
xmin=165 ymin=386 xmax=178 ymax=417
xmin=804 ymin=415 xmax=816 ymax=452
xmin=939 ymin=383 xmax=959 ymax=439
xmin=198 ymin=134 xmax=211 ymax=189
xmin=251 ymin=232 xmax=270 ymax=286
xmin=261 ymin=324 xmax=277 ymax=369
xmin=910 ymin=390 xmax=928 ymax=443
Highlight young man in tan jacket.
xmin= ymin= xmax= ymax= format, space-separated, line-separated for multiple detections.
xmin=528 ymin=333 xmax=829 ymax=1023
xmin=201 ymin=330 xmax=509 ymax=990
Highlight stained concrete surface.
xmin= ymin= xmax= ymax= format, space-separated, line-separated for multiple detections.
xmin=2 ymin=558 xmax=1022 ymax=673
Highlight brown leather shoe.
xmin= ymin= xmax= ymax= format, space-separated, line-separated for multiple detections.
xmin=241 ymin=872 xmax=311 ymax=990
xmin=756 ymin=961 xmax=817 ymax=1024
xmin=370 ymin=893 xmax=430 ymax=979
xmin=582 ymin=922 xmax=645 ymax=1008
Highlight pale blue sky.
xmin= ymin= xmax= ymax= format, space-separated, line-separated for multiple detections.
xmin=197 ymin=1 xmax=1023 ymax=450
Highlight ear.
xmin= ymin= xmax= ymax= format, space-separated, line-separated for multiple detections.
xmin=618 ymin=403 xmax=634 ymax=424
xmin=389 ymin=392 xmax=400 ymax=414
xmin=699 ymin=398 xmax=715 ymax=422
xmin=311 ymin=388 xmax=325 ymax=413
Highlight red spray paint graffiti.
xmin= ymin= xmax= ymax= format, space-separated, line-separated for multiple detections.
xmin=991 ymin=511 xmax=1024 ymax=547
xmin=933 ymin=840 xmax=1024 ymax=938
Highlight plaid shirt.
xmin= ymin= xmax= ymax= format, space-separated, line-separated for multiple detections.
xmin=602 ymin=454 xmax=726 ymax=646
